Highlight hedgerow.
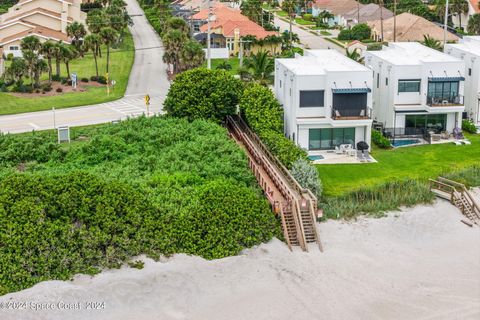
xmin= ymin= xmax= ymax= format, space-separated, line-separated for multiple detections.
xmin=0 ymin=116 xmax=281 ymax=295
xmin=240 ymin=83 xmax=307 ymax=167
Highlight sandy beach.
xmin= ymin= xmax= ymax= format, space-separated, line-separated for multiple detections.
xmin=1 ymin=199 xmax=479 ymax=320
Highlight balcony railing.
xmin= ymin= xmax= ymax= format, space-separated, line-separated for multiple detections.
xmin=332 ymin=108 xmax=370 ymax=120
xmin=427 ymin=95 xmax=464 ymax=107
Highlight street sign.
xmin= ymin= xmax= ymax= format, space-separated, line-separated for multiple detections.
xmin=111 ymin=80 xmax=116 ymax=86
xmin=145 ymin=94 xmax=150 ymax=105
xmin=57 ymin=126 xmax=70 ymax=143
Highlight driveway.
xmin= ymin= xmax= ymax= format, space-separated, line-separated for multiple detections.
xmin=0 ymin=0 xmax=169 ymax=134
xmin=274 ymin=16 xmax=345 ymax=53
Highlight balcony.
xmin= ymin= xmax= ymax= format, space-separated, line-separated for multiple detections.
xmin=427 ymin=95 xmax=464 ymax=107
xmin=332 ymin=108 xmax=370 ymax=120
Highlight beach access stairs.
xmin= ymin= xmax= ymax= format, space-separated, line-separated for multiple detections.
xmin=430 ymin=177 xmax=480 ymax=225
xmin=226 ymin=115 xmax=322 ymax=252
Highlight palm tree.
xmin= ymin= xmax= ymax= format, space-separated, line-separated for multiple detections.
xmin=180 ymin=39 xmax=205 ymax=72
xmin=21 ymin=36 xmax=41 ymax=52
xmin=422 ymin=34 xmax=443 ymax=51
xmin=345 ymin=48 xmax=363 ymax=63
xmin=281 ymin=0 xmax=297 ymax=49
xmin=467 ymin=13 xmax=480 ymax=35
xmin=20 ymin=36 xmax=42 ymax=85
xmin=164 ymin=17 xmax=190 ymax=36
xmin=66 ymin=22 xmax=87 ymax=56
xmin=451 ymin=0 xmax=470 ymax=30
xmin=86 ymin=9 xmax=106 ymax=34
xmin=39 ymin=41 xmax=56 ymax=84
xmin=281 ymin=30 xmax=299 ymax=51
xmin=245 ymin=51 xmax=274 ymax=86
xmin=58 ymin=44 xmax=78 ymax=78
xmin=163 ymin=29 xmax=186 ymax=74
xmin=53 ymin=42 xmax=64 ymax=77
xmin=5 ymin=58 xmax=27 ymax=85
xmin=99 ymin=27 xmax=118 ymax=73
xmin=84 ymin=34 xmax=102 ymax=77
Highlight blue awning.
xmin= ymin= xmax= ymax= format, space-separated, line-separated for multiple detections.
xmin=332 ymin=88 xmax=371 ymax=94
xmin=428 ymin=76 xmax=465 ymax=82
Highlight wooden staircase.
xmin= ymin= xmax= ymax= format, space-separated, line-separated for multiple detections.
xmin=430 ymin=177 xmax=480 ymax=225
xmin=227 ymin=115 xmax=322 ymax=252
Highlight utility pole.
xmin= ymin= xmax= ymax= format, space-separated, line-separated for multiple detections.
xmin=357 ymin=1 xmax=360 ymax=24
xmin=443 ymin=0 xmax=449 ymax=47
xmin=207 ymin=0 xmax=212 ymax=69
xmin=380 ymin=0 xmax=384 ymax=42
xmin=393 ymin=0 xmax=397 ymax=42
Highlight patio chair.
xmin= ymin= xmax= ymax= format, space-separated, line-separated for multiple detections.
xmin=359 ymin=109 xmax=365 ymax=117
xmin=335 ymin=146 xmax=342 ymax=154
xmin=441 ymin=131 xmax=449 ymax=139
xmin=335 ymin=110 xmax=341 ymax=118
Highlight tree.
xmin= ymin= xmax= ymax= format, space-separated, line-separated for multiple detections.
xmin=241 ymin=0 xmax=263 ymax=25
xmin=180 ymin=39 xmax=205 ymax=72
xmin=5 ymin=58 xmax=27 ymax=84
xmin=58 ymin=44 xmax=78 ymax=79
xmin=99 ymin=27 xmax=118 ymax=73
xmin=164 ymin=68 xmax=242 ymax=123
xmin=281 ymin=0 xmax=297 ymax=49
xmin=163 ymin=29 xmax=187 ymax=74
xmin=84 ymin=34 xmax=102 ymax=77
xmin=346 ymin=48 xmax=362 ymax=62
xmin=244 ymin=51 xmax=275 ymax=86
xmin=451 ymin=0 xmax=469 ymax=30
xmin=291 ymin=158 xmax=323 ymax=201
xmin=53 ymin=42 xmax=64 ymax=77
xmin=21 ymin=35 xmax=41 ymax=52
xmin=422 ymin=34 xmax=443 ymax=51
xmin=20 ymin=36 xmax=42 ymax=86
xmin=86 ymin=9 xmax=106 ymax=34
xmin=281 ymin=30 xmax=299 ymax=51
xmin=39 ymin=41 xmax=56 ymax=84
xmin=468 ymin=13 xmax=480 ymax=35
xmin=163 ymin=16 xmax=190 ymax=36
xmin=66 ymin=22 xmax=87 ymax=56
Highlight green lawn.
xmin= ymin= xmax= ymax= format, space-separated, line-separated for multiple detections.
xmin=0 ymin=31 xmax=134 ymax=115
xmin=295 ymin=18 xmax=315 ymax=25
xmin=276 ymin=10 xmax=288 ymax=17
xmin=203 ymin=58 xmax=241 ymax=75
xmin=317 ymin=134 xmax=480 ymax=197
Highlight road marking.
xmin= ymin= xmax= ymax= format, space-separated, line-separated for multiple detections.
xmin=28 ymin=122 xmax=40 ymax=130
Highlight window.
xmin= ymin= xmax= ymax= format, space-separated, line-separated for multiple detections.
xmin=398 ymin=80 xmax=421 ymax=93
xmin=376 ymin=73 xmax=379 ymax=88
xmin=385 ymin=77 xmax=388 ymax=86
xmin=279 ymin=80 xmax=282 ymax=88
xmin=299 ymin=90 xmax=324 ymax=108
xmin=9 ymin=46 xmax=19 ymax=51
xmin=405 ymin=114 xmax=447 ymax=135
xmin=468 ymin=68 xmax=472 ymax=76
xmin=308 ymin=128 xmax=356 ymax=150
xmin=427 ymin=81 xmax=459 ymax=102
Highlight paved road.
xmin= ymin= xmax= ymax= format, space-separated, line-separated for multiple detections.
xmin=0 ymin=0 xmax=169 ymax=134
xmin=274 ymin=16 xmax=344 ymax=53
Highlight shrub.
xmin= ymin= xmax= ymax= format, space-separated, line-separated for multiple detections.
xmin=52 ymin=74 xmax=61 ymax=82
xmin=261 ymin=130 xmax=308 ymax=168
xmin=338 ymin=23 xmax=371 ymax=41
xmin=240 ymin=84 xmax=307 ymax=167
xmin=372 ymin=130 xmax=391 ymax=149
xmin=367 ymin=42 xmax=383 ymax=51
xmin=90 ymin=75 xmax=98 ymax=81
xmin=6 ymin=53 xmax=13 ymax=61
xmin=291 ymin=158 xmax=323 ymax=200
xmin=338 ymin=29 xmax=352 ymax=41
xmin=56 ymin=87 xmax=63 ymax=93
xmin=303 ymin=13 xmax=313 ymax=21
xmin=97 ymin=75 xmax=107 ymax=84
xmin=164 ymin=68 xmax=242 ymax=123
xmin=42 ymin=84 xmax=52 ymax=92
xmin=462 ymin=119 xmax=477 ymax=134
xmin=0 ymin=117 xmax=280 ymax=295
xmin=81 ymin=77 xmax=89 ymax=83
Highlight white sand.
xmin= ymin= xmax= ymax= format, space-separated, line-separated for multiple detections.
xmin=1 ymin=200 xmax=479 ymax=320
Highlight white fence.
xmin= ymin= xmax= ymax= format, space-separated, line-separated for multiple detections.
xmin=204 ymin=48 xmax=229 ymax=59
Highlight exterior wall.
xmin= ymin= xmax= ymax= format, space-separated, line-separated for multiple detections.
xmin=445 ymin=39 xmax=480 ymax=125
xmin=275 ymin=56 xmax=373 ymax=153
xmin=365 ymin=48 xmax=466 ymax=132
xmin=0 ymin=23 xmax=32 ymax=39
xmin=23 ymin=13 xmax=63 ymax=31
xmin=1 ymin=0 xmax=63 ymax=22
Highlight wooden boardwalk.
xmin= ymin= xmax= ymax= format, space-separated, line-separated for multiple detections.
xmin=226 ymin=115 xmax=322 ymax=251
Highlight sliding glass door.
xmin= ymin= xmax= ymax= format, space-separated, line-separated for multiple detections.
xmin=309 ymin=128 xmax=356 ymax=150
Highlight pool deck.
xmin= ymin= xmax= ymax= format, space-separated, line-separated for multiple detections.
xmin=309 ymin=150 xmax=377 ymax=164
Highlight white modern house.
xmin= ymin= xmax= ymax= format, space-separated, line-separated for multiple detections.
xmin=445 ymin=36 xmax=480 ymax=128
xmin=274 ymin=50 xmax=373 ymax=154
xmin=365 ymin=42 xmax=466 ymax=141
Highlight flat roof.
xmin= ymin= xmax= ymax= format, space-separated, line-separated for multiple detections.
xmin=367 ymin=42 xmax=462 ymax=65
xmin=446 ymin=38 xmax=480 ymax=57
xmin=276 ymin=49 xmax=370 ymax=75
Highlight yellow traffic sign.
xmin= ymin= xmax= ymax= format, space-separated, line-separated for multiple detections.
xmin=145 ymin=94 xmax=150 ymax=105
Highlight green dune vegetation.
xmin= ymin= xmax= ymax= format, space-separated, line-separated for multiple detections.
xmin=0 ymin=116 xmax=281 ymax=295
